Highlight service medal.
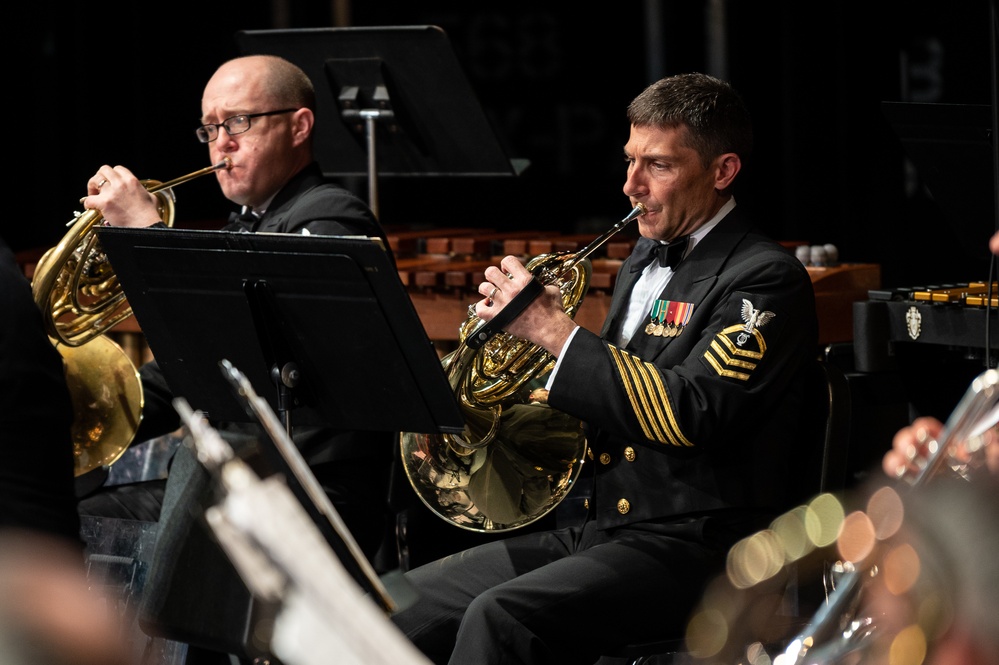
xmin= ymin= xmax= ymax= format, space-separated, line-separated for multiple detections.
xmin=646 ymin=300 xmax=667 ymax=336
xmin=672 ymin=302 xmax=694 ymax=337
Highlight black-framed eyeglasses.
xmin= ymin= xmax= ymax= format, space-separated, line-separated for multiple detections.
xmin=195 ymin=108 xmax=298 ymax=143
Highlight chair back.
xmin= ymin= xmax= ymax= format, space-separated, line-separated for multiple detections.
xmin=790 ymin=358 xmax=853 ymax=504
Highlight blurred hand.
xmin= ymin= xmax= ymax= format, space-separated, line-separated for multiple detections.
xmin=883 ymin=416 xmax=945 ymax=480
xmin=884 ymin=415 xmax=999 ymax=481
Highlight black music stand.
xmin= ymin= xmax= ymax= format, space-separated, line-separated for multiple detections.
xmin=236 ymin=25 xmax=528 ymax=218
xmin=97 ymin=226 xmax=464 ymax=437
xmin=96 ymin=226 xmax=464 ymax=656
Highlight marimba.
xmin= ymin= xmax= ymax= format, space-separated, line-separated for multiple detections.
xmin=389 ymin=228 xmax=881 ymax=350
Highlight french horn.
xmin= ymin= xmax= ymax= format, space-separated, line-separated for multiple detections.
xmin=398 ymin=203 xmax=646 ymax=532
xmin=31 ymin=159 xmax=231 ymax=476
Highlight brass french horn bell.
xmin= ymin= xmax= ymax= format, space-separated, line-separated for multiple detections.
xmin=398 ymin=203 xmax=646 ymax=532
xmin=31 ymin=159 xmax=231 ymax=476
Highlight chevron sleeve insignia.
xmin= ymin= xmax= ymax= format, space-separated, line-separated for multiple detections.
xmin=702 ymin=298 xmax=774 ymax=380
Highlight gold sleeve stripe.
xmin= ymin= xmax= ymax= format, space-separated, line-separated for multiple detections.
xmin=708 ymin=339 xmax=757 ymax=370
xmin=715 ymin=325 xmax=767 ymax=358
xmin=704 ymin=351 xmax=751 ymax=380
xmin=609 ymin=345 xmax=693 ymax=447
xmin=628 ymin=355 xmax=693 ymax=447
xmin=615 ymin=349 xmax=683 ymax=446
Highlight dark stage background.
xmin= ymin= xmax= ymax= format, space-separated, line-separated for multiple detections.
xmin=20 ymin=0 xmax=997 ymax=288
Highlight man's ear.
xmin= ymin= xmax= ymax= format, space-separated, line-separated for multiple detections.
xmin=291 ymin=108 xmax=314 ymax=146
xmin=714 ymin=153 xmax=741 ymax=191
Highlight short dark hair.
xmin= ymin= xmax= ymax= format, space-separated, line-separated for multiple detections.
xmin=627 ymin=72 xmax=753 ymax=167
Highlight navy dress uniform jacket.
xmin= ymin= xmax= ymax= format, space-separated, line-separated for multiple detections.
xmin=549 ymin=207 xmax=819 ymax=529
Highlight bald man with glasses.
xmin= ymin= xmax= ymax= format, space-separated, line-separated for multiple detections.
xmin=78 ymin=54 xmax=396 ymax=665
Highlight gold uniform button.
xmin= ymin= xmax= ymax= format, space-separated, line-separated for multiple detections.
xmin=617 ymin=498 xmax=631 ymax=514
xmin=599 ymin=452 xmax=611 ymax=465
xmin=623 ymin=446 xmax=636 ymax=462
xmin=583 ymin=498 xmax=590 ymax=510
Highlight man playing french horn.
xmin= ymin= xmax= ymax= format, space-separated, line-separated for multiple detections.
xmin=390 ymin=72 xmax=822 ymax=664
xmin=75 ymin=54 xmax=395 ymax=664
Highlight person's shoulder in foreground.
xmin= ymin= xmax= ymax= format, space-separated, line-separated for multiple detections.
xmin=0 ymin=235 xmax=80 ymax=547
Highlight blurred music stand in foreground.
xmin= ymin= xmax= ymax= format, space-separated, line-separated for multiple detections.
xmin=173 ymin=366 xmax=432 ymax=665
xmin=236 ymin=25 xmax=528 ymax=218
xmin=97 ymin=227 xmax=464 ymax=657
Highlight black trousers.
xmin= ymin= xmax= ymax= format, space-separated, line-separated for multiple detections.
xmin=391 ymin=516 xmax=736 ymax=665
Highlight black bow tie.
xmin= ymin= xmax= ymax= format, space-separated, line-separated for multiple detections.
xmin=226 ymin=206 xmax=261 ymax=231
xmin=629 ymin=235 xmax=690 ymax=273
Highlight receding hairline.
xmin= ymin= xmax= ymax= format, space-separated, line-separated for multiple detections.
xmin=214 ymin=54 xmax=316 ymax=111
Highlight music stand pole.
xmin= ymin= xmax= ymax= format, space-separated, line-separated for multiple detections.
xmin=245 ymin=279 xmax=303 ymax=435
xmin=270 ymin=362 xmax=301 ymax=437
xmin=343 ymin=108 xmax=396 ymax=220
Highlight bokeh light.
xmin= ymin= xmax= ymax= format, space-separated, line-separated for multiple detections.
xmin=888 ymin=624 xmax=927 ymax=665
xmin=883 ymin=542 xmax=921 ymax=596
xmin=804 ymin=493 xmax=845 ymax=548
xmin=771 ymin=506 xmax=813 ymax=563
xmin=867 ymin=485 xmax=905 ymax=540
xmin=837 ymin=510 xmax=876 ymax=564
xmin=685 ymin=607 xmax=728 ymax=659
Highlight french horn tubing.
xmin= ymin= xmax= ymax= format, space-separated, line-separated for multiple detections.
xmin=398 ymin=203 xmax=646 ymax=532
xmin=31 ymin=159 xmax=231 ymax=476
